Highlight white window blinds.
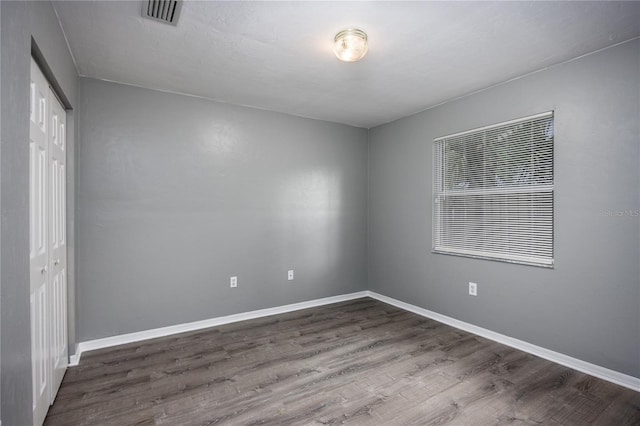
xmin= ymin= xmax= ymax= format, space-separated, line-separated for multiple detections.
xmin=433 ymin=111 xmax=554 ymax=267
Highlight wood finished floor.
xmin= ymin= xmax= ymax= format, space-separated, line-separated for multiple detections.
xmin=46 ymin=298 xmax=640 ymax=425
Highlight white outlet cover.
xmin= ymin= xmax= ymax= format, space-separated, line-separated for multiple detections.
xmin=469 ymin=282 xmax=477 ymax=296
xmin=288 ymin=270 xmax=294 ymax=280
xmin=230 ymin=276 xmax=238 ymax=288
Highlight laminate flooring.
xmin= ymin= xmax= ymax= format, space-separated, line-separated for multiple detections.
xmin=46 ymin=298 xmax=640 ymax=425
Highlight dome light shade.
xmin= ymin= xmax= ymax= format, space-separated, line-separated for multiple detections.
xmin=333 ymin=29 xmax=368 ymax=62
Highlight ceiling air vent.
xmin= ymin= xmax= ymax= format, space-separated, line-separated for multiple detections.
xmin=142 ymin=0 xmax=182 ymax=26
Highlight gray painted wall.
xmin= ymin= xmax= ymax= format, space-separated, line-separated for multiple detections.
xmin=0 ymin=1 xmax=77 ymax=424
xmin=368 ymin=39 xmax=640 ymax=377
xmin=76 ymin=78 xmax=368 ymax=342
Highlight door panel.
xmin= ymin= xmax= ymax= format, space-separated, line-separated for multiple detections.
xmin=30 ymin=58 xmax=50 ymax=426
xmin=49 ymin=88 xmax=68 ymax=399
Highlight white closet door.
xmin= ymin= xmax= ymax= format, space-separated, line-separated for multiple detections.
xmin=30 ymin=58 xmax=69 ymax=425
xmin=48 ymin=88 xmax=68 ymax=399
xmin=30 ymin=58 xmax=51 ymax=426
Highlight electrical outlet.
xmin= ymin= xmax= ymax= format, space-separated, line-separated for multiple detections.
xmin=230 ymin=276 xmax=237 ymax=288
xmin=469 ymin=282 xmax=477 ymax=296
xmin=288 ymin=270 xmax=294 ymax=281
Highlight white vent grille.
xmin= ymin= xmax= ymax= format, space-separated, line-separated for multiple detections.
xmin=142 ymin=0 xmax=182 ymax=26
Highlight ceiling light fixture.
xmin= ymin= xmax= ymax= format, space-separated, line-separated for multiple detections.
xmin=333 ymin=29 xmax=368 ymax=62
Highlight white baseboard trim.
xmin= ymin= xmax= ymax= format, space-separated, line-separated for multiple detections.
xmin=69 ymin=289 xmax=639 ymax=392
xmin=69 ymin=353 xmax=80 ymax=366
xmin=69 ymin=291 xmax=369 ymax=366
xmin=366 ymin=291 xmax=640 ymax=392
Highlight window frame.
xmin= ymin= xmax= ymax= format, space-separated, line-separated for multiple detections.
xmin=432 ymin=111 xmax=555 ymax=268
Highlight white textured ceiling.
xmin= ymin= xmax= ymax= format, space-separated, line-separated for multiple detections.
xmin=54 ymin=1 xmax=640 ymax=128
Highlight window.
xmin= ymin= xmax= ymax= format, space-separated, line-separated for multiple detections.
xmin=432 ymin=111 xmax=554 ymax=267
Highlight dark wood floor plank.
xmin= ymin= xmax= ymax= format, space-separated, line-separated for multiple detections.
xmin=45 ymin=298 xmax=640 ymax=425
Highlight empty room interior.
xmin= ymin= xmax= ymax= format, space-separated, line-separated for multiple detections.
xmin=1 ymin=1 xmax=639 ymax=425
